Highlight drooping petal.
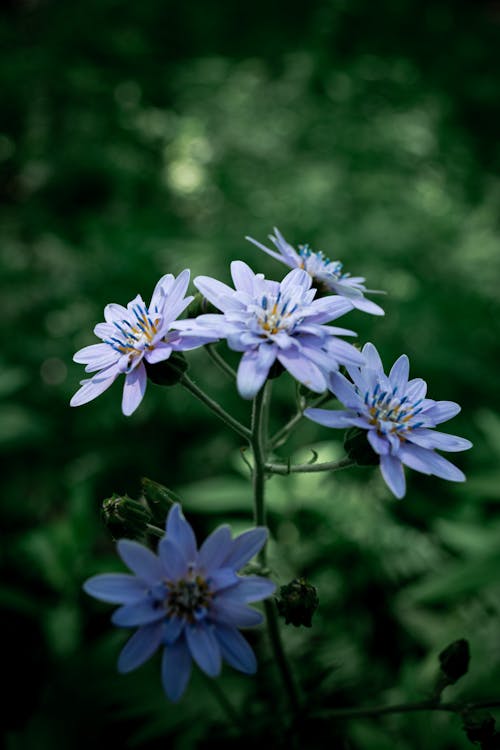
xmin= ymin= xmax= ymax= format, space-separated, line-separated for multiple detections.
xmin=215 ymin=625 xmax=257 ymax=674
xmin=389 ymin=354 xmax=410 ymax=393
xmin=229 ymin=576 xmax=276 ymax=602
xmin=165 ymin=504 xmax=197 ymax=563
xmin=367 ymin=429 xmax=390 ymax=455
xmin=83 ymin=574 xmax=148 ymax=604
xmin=158 ymin=538 xmax=189 ymax=580
xmin=70 ymin=364 xmax=120 ymax=407
xmin=222 ymin=527 xmax=268 ymax=571
xmin=161 ymin=639 xmax=192 ymax=702
xmin=398 ymin=443 xmax=465 ymax=482
xmin=144 ymin=343 xmax=172 ymax=364
xmin=277 ymin=348 xmax=327 ymax=393
xmin=185 ymin=624 xmax=222 ymax=677
xmin=304 ymin=407 xmax=359 ymax=429
xmin=117 ymin=622 xmax=164 ymax=673
xmin=379 ymin=454 xmax=406 ymax=499
xmin=197 ymin=524 xmax=233 ymax=574
xmin=111 ymin=600 xmax=165 ymax=627
xmin=408 ymin=429 xmax=472 ymax=452
xmin=236 ymin=346 xmax=276 ymax=399
xmin=117 ymin=539 xmax=164 ymax=583
xmin=121 ymin=363 xmax=147 ymax=416
xmin=211 ymin=596 xmax=264 ymax=627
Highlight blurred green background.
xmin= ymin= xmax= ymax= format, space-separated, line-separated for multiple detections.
xmin=2 ymin=0 xmax=500 ymax=747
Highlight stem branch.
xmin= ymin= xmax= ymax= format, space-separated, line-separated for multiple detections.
xmin=180 ymin=374 xmax=251 ymax=441
xmin=266 ymin=456 xmax=354 ymax=475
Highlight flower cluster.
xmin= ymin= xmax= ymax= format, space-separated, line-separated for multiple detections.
xmin=305 ymin=342 xmax=472 ymax=498
xmin=84 ymin=504 xmax=275 ymax=702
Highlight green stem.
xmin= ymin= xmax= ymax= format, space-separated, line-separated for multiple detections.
xmin=201 ymin=673 xmax=245 ymax=731
xmin=251 ymin=383 xmax=301 ymax=717
xmin=266 ymin=456 xmax=354 ymax=475
xmin=310 ymin=698 xmax=500 ymax=722
xmin=205 ymin=344 xmax=237 ymax=380
xmin=270 ymin=391 xmax=334 ymax=449
xmin=180 ymin=373 xmax=251 ymax=441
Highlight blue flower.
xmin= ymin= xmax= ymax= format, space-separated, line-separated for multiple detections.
xmin=70 ymin=271 xmax=215 ymax=415
xmin=304 ymin=342 xmax=472 ymax=498
xmin=178 ymin=260 xmax=364 ymax=399
xmin=246 ymin=228 xmax=385 ymax=316
xmin=84 ymin=504 xmax=275 ymax=702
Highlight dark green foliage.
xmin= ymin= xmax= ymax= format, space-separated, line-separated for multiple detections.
xmin=1 ymin=0 xmax=499 ymax=747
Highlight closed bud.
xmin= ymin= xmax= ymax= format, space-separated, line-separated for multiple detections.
xmin=438 ymin=638 xmax=470 ymax=685
xmin=344 ymin=427 xmax=379 ymax=466
xmin=102 ymin=494 xmax=151 ymax=540
xmin=187 ymin=292 xmax=217 ymax=317
xmin=462 ymin=709 xmax=497 ymax=745
xmin=141 ymin=477 xmax=182 ymax=521
xmin=276 ymin=577 xmax=319 ymax=628
xmin=144 ymin=351 xmax=188 ymax=386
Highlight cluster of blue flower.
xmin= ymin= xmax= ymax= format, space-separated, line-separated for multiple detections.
xmin=73 ymin=228 xmax=471 ymax=701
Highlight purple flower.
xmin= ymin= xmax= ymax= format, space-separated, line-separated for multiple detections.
xmin=70 ymin=271 xmax=214 ymax=416
xmin=246 ymin=228 xmax=384 ymax=316
xmin=180 ymin=260 xmax=364 ymax=399
xmin=304 ymin=342 xmax=472 ymax=499
xmin=84 ymin=504 xmax=275 ymax=702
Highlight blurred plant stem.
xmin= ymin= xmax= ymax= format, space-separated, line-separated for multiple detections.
xmin=251 ymin=382 xmax=301 ymax=719
xmin=265 ymin=456 xmax=354 ymax=475
xmin=202 ymin=673 xmax=245 ymax=732
xmin=205 ymin=344 xmax=237 ymax=380
xmin=310 ymin=698 xmax=500 ymax=722
xmin=270 ymin=391 xmax=333 ymax=448
xmin=179 ymin=373 xmax=251 ymax=440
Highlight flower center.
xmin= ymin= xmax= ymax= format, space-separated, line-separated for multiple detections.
xmin=298 ymin=244 xmax=346 ymax=280
xmin=166 ymin=574 xmax=212 ymax=622
xmin=257 ymin=291 xmax=297 ymax=336
xmin=361 ymin=383 xmax=424 ymax=437
xmin=105 ymin=302 xmax=161 ymax=367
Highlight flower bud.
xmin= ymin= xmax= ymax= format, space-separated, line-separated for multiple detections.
xmin=276 ymin=577 xmax=319 ymax=627
xmin=438 ymin=638 xmax=470 ymax=684
xmin=462 ymin=710 xmax=497 ymax=746
xmin=102 ymin=494 xmax=152 ymax=540
xmin=344 ymin=427 xmax=379 ymax=466
xmin=144 ymin=351 xmax=188 ymax=386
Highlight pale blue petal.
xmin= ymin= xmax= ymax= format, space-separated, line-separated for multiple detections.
xmin=236 ymin=346 xmax=276 ymax=399
xmin=194 ymin=275 xmax=237 ymax=312
xmin=222 ymin=527 xmax=268 ymax=570
xmin=83 ymin=574 xmax=147 ymax=604
xmin=149 ymin=273 xmax=175 ymax=312
xmin=197 ymin=525 xmax=232 ymax=574
xmin=112 ymin=601 xmax=165 ymax=627
xmin=117 ymin=622 xmax=164 ymax=673
xmin=166 ymin=504 xmax=197 ymax=562
xmin=408 ymin=429 xmax=472 ymax=452
xmin=117 ymin=539 xmax=164 ymax=583
xmin=229 ymin=576 xmax=276 ymax=602
xmin=164 ymin=616 xmax=185 ymax=644
xmin=421 ymin=400 xmax=461 ymax=424
xmin=326 ymin=337 xmax=365 ymax=367
xmin=380 ymin=454 xmax=406 ymax=499
xmin=230 ymin=260 xmax=257 ymax=294
xmin=158 ymin=538 xmax=189 ymax=580
xmin=215 ymin=625 xmax=257 ymax=674
xmin=70 ymin=364 xmax=120 ymax=407
xmin=405 ymin=378 xmax=427 ymax=402
xmin=389 ymin=354 xmax=409 ymax=393
xmin=397 ymin=443 xmax=433 ymax=474
xmin=160 ymin=269 xmax=192 ymax=323
xmin=122 ymin=363 xmax=147 ymax=416
xmin=161 ymin=639 xmax=192 ymax=702
xmin=362 ymin=343 xmax=384 ymax=373
xmin=277 ymin=348 xmax=327 ymax=392
xmin=304 ymin=407 xmax=358 ymax=429
xmin=328 ymin=371 xmax=361 ymax=408
xmin=280 ymin=267 xmax=312 ymax=295
xmin=104 ymin=303 xmax=129 ymax=324
xmin=211 ymin=597 xmax=264 ymax=627
xmin=144 ymin=343 xmax=172 ymax=364
xmin=399 ymin=443 xmax=465 ymax=482
xmin=350 ymin=297 xmax=385 ymax=316
xmin=303 ymin=296 xmax=353 ymax=324
xmin=367 ymin=429 xmax=390 ymax=455
xmin=185 ymin=624 xmax=222 ymax=677
xmin=209 ymin=568 xmax=239 ymax=592
xmin=245 ymin=235 xmax=289 ymax=264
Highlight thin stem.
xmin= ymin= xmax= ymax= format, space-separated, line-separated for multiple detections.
xmin=251 ymin=383 xmax=301 ymax=717
xmin=310 ymin=698 xmax=500 ymax=722
xmin=205 ymin=344 xmax=237 ymax=380
xmin=271 ymin=391 xmax=334 ymax=449
xmin=146 ymin=523 xmax=165 ymax=538
xmin=266 ymin=456 xmax=354 ymax=475
xmin=180 ymin=373 xmax=251 ymax=441
xmin=202 ymin=673 xmax=245 ymax=732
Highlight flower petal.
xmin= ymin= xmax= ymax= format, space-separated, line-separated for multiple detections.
xmin=350 ymin=297 xmax=385 ymax=316
xmin=165 ymin=504 xmax=197 ymax=563
xmin=70 ymin=364 xmax=120 ymax=408
xmin=198 ymin=524 xmax=233 ymax=574
xmin=362 ymin=342 xmax=384 ymax=373
xmin=144 ymin=343 xmax=172 ymax=364
xmin=164 ymin=616 xmax=185 ymax=644
xmin=117 ymin=622 xmax=164 ymax=673
xmin=236 ymin=346 xmax=276 ymax=399
xmin=230 ymin=260 xmax=257 ymax=295
xmin=389 ymin=354 xmax=410 ymax=393
xmin=117 ymin=539 xmax=164 ymax=583
xmin=83 ymin=574 xmax=148 ymax=604
xmin=209 ymin=568 xmax=239 ymax=592
xmin=245 ymin=235 xmax=290 ymax=264
xmin=158 ymin=538 xmax=189 ymax=580
xmin=398 ymin=443 xmax=465 ymax=482
xmin=367 ymin=429 xmax=390 ymax=455
xmin=304 ymin=407 xmax=358 ymax=429
xmin=185 ymin=624 xmax=222 ymax=677
xmin=211 ymin=597 xmax=264 ymax=627
xmin=111 ymin=601 xmax=165 ymax=627
xmin=122 ymin=363 xmax=147 ymax=416
xmin=215 ymin=624 xmax=257 ymax=674
xmin=277 ymin=348 xmax=327 ymax=392
xmin=328 ymin=371 xmax=361 ymax=408
xmin=229 ymin=576 xmax=276 ymax=602
xmin=194 ymin=275 xmax=237 ymax=312
xmin=420 ymin=400 xmax=461 ymax=424
xmin=379 ymin=454 xmax=406 ymax=499
xmin=405 ymin=378 xmax=427 ymax=402
xmin=161 ymin=639 xmax=192 ymax=702
xmin=408 ymin=429 xmax=472 ymax=452
xmin=222 ymin=527 xmax=268 ymax=570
